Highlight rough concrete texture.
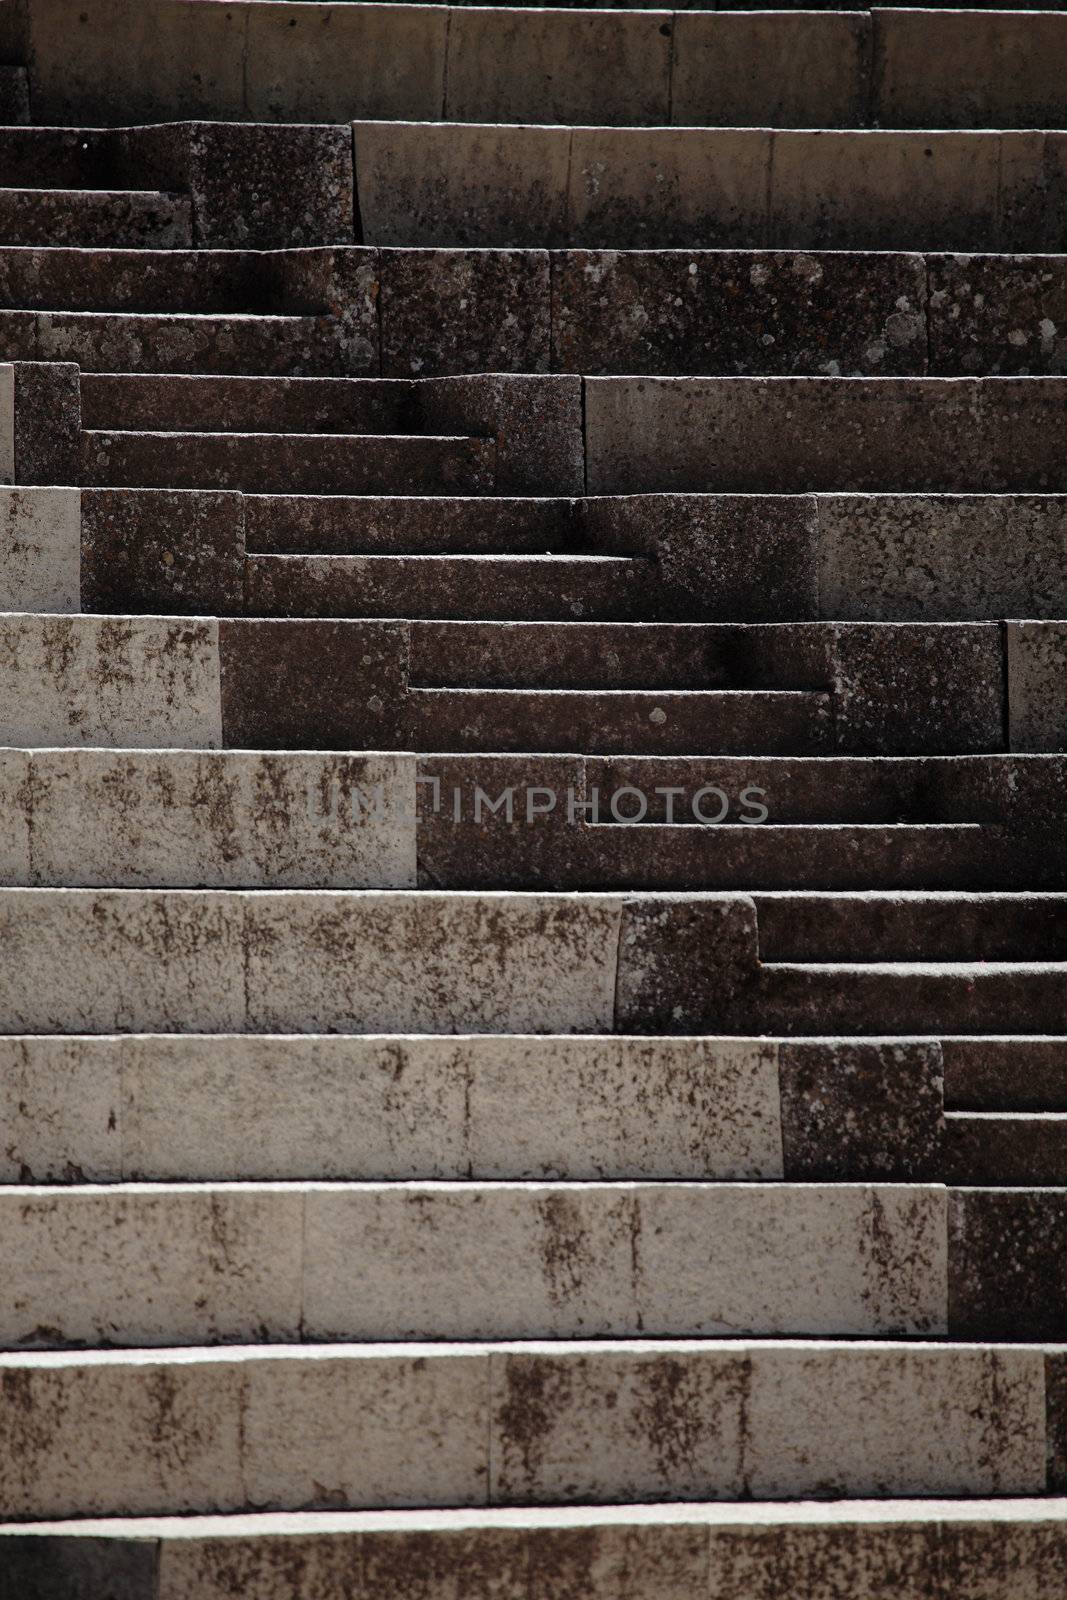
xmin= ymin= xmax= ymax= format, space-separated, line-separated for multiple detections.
xmin=1008 ymin=622 xmax=1067 ymax=752
xmin=0 ymin=485 xmax=80 ymax=611
xmin=0 ymin=614 xmax=222 ymax=748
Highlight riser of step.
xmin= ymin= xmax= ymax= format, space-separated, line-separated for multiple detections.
xmin=947 ymin=1115 xmax=1067 ymax=1187
xmin=944 ymin=1038 xmax=1067 ymax=1112
xmin=80 ymin=432 xmax=496 ymax=497
xmin=0 ymin=66 xmax=28 ymax=126
xmin=0 ymin=189 xmax=192 ymax=249
xmin=5 ymin=248 xmax=1067 ymax=380
xmin=0 ymin=1342 xmax=1054 ymax=1518
xmin=754 ymin=893 xmax=1067 ymax=963
xmin=26 ymin=0 xmax=1067 ymax=130
xmin=0 ymin=887 xmax=755 ymax=1036
xmin=0 ymin=1181 xmax=950 ymax=1346
xmin=752 ymin=967 xmax=1067 ymax=1039
xmin=354 ymin=125 xmax=1067 ymax=252
xmin=0 ymin=1035 xmax=943 ymax=1187
xmin=0 ymin=615 xmax=1009 ymax=759
xmin=5 ymin=1501 xmax=1067 ymax=1600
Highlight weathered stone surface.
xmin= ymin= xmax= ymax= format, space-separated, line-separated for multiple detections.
xmin=245 ymin=495 xmax=576 ymax=557
xmin=219 ymin=619 xmax=408 ymax=750
xmin=928 ymin=255 xmax=1067 ymax=376
xmin=770 ymin=132 xmax=1002 ymax=252
xmin=81 ymin=488 xmax=244 ymax=616
xmin=244 ymin=2 xmax=446 ymax=124
xmin=22 ymin=750 xmax=416 ymax=889
xmin=0 ymin=1036 xmax=121 ymax=1183
xmin=0 ymin=749 xmax=31 ymax=885
xmin=778 ymin=1041 xmax=944 ymax=1181
xmin=818 ymin=494 xmax=1067 ymax=621
xmin=1008 ymin=622 xmax=1067 ymax=752
xmin=12 ymin=360 xmax=81 ymax=486
xmin=0 ymin=615 xmax=222 ymax=749
xmin=949 ymin=1188 xmax=1067 ymax=1339
xmin=830 ymin=624 xmax=1003 ymax=755
xmin=552 ymin=251 xmax=927 ymax=377
xmin=380 ymin=250 xmax=551 ymax=377
xmin=673 ymin=11 xmax=870 ymax=129
xmin=354 ymin=123 xmax=571 ymax=249
xmin=243 ymin=892 xmax=621 ymax=1034
xmin=569 ymin=129 xmax=770 ymax=250
xmin=0 ymin=64 xmax=29 ymax=124
xmin=0 ymin=485 xmax=80 ymax=610
xmin=0 ymin=890 xmax=243 ymax=1032
xmin=0 ymin=1185 xmax=304 ymax=1346
xmin=188 ymin=122 xmax=355 ymax=250
xmin=418 ymin=375 xmax=583 ymax=495
xmin=942 ymin=1036 xmax=1067 ymax=1113
xmin=615 ymin=894 xmax=759 ymax=1032
xmin=446 ymin=8 xmax=670 ymax=126
xmin=0 ymin=188 xmax=191 ymax=249
xmin=874 ymin=10 xmax=1067 ymax=131
xmin=0 ymin=361 xmax=12 ymax=481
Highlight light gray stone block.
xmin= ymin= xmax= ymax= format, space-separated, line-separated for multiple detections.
xmin=0 ymin=747 xmax=30 ymax=884
xmin=673 ymin=12 xmax=870 ymax=129
xmin=0 ymin=889 xmax=244 ymax=1032
xmin=0 ymin=362 xmax=13 ymax=482
xmin=353 ymin=122 xmax=570 ymax=249
xmin=303 ymin=1182 xmax=946 ymax=1341
xmin=0 ymin=1185 xmax=303 ymax=1346
xmin=445 ymin=9 xmax=671 ymax=127
xmin=0 ymin=614 xmax=222 ymax=748
xmin=0 ymin=1036 xmax=121 ymax=1183
xmin=1008 ymin=622 xmax=1067 ymax=752
xmin=0 ymin=486 xmax=80 ymax=611
xmin=243 ymin=892 xmax=622 ymax=1034
xmin=23 ymin=750 xmax=417 ymax=888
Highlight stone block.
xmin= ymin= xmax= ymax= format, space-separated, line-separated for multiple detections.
xmin=0 ymin=614 xmax=222 ymax=749
xmin=380 ymin=250 xmax=551 ymax=378
xmin=218 ymin=619 xmax=408 ymax=750
xmin=614 ymin=893 xmax=760 ymax=1032
xmin=244 ymin=892 xmax=622 ymax=1034
xmin=0 ymin=485 xmax=80 ymax=610
xmin=704 ymin=1513 xmax=940 ymax=1600
xmin=417 ymin=375 xmax=582 ymax=495
xmin=830 ymin=624 xmax=1003 ymax=755
xmin=0 ymin=361 xmax=11 ymax=480
xmin=874 ymin=10 xmax=1067 ymax=131
xmin=0 ymin=889 xmax=244 ymax=1032
xmin=0 ymin=1185 xmax=303 ymax=1346
xmin=673 ymin=12 xmax=870 ymax=129
xmin=12 ymin=360 xmax=81 ymax=485
xmin=0 ymin=748 xmax=30 ymax=884
xmin=446 ymin=9 xmax=670 ymax=126
xmin=568 ymin=129 xmax=770 ymax=250
xmin=949 ymin=1188 xmax=1067 ymax=1339
xmin=245 ymin=3 xmax=446 ymax=123
xmin=0 ymin=1535 xmax=157 ymax=1600
xmin=770 ymin=132 xmax=1002 ymax=252
xmin=928 ymin=255 xmax=1067 ymax=377
xmin=81 ymin=488 xmax=244 ymax=616
xmin=354 ymin=123 xmax=570 ymax=249
xmin=0 ymin=1035 xmax=121 ymax=1183
xmin=188 ymin=123 xmax=355 ymax=250
xmin=1008 ymin=622 xmax=1067 ymax=752
xmin=25 ymin=750 xmax=416 ymax=889
xmin=778 ymin=1041 xmax=944 ymax=1180
xmin=552 ymin=250 xmax=927 ymax=378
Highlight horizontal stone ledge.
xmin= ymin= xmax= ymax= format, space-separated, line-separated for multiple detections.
xmin=0 ymin=1341 xmax=1048 ymax=1518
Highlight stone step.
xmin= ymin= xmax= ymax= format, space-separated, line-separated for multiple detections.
xmin=28 ymin=0 xmax=1067 ymax=130
xmin=943 ymin=1037 xmax=1067 ymax=1112
xmin=0 ymin=1034 xmax=942 ymax=1187
xmin=404 ymin=688 xmax=833 ymax=756
xmin=80 ymin=431 xmax=496 ymax=496
xmin=4 ymin=1500 xmax=1067 ymax=1600
xmin=946 ymin=1113 xmax=1067 ymax=1187
xmin=0 ymin=65 xmax=29 ymax=125
xmin=757 ymin=963 xmax=1067 ymax=1038
xmin=0 ymin=188 xmax=191 ymax=249
xmin=246 ymin=494 xmax=584 ymax=556
xmin=754 ymin=892 xmax=1067 ymax=963
xmin=354 ymin=124 xmax=1067 ymax=252
xmin=0 ymin=309 xmax=342 ymax=377
xmin=245 ymin=554 xmax=647 ymax=622
xmin=80 ymin=373 xmax=436 ymax=435
xmin=0 ymin=1179 xmax=949 ymax=1347
xmin=585 ymin=377 xmax=1067 ymax=494
xmin=0 ymin=1340 xmax=1053 ymax=1518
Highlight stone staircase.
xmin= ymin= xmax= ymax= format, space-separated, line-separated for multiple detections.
xmin=2 ymin=0 xmax=1067 ymax=1595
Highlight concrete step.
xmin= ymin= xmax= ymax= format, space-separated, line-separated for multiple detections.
xmin=943 ymin=1037 xmax=1067 ymax=1112
xmin=946 ymin=1113 xmax=1067 ymax=1187
xmin=0 ymin=188 xmax=191 ymax=249
xmin=80 ymin=431 xmax=496 ymax=496
xmin=4 ymin=1500 xmax=1067 ymax=1600
xmin=585 ymin=377 xmax=1067 ymax=494
xmin=405 ymin=689 xmax=833 ymax=756
xmin=354 ymin=124 xmax=1067 ymax=252
xmin=754 ymin=893 xmax=1067 ymax=963
xmin=0 ymin=1034 xmax=943 ymax=1188
xmin=244 ymin=554 xmax=647 ymax=622
xmin=0 ymin=1179 xmax=948 ymax=1346
xmin=0 ymin=1340 xmax=1053 ymax=1518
